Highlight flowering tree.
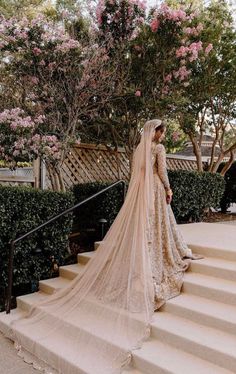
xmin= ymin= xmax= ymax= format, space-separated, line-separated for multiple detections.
xmin=0 ymin=15 xmax=117 ymax=190
xmin=86 ymin=1 xmax=212 ymax=164
xmin=175 ymin=0 xmax=236 ymax=174
xmin=0 ymin=108 xmax=60 ymax=162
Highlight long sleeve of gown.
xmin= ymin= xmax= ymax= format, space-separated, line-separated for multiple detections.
xmin=156 ymin=144 xmax=170 ymax=190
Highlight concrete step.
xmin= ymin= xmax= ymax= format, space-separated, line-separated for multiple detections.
xmin=189 ymin=257 xmax=236 ymax=281
xmin=17 ymin=291 xmax=51 ymax=312
xmin=122 ymin=370 xmax=144 ymax=374
xmin=162 ymin=293 xmax=236 ymax=334
xmin=39 ymin=277 xmax=71 ymax=294
xmin=133 ymin=339 xmax=233 ymax=374
xmin=180 ymin=223 xmax=236 ymax=261
xmin=0 ymin=308 xmax=232 ymax=374
xmin=188 ymin=244 xmax=236 ymax=262
xmin=183 ymin=272 xmax=236 ymax=305
xmin=77 ymin=251 xmax=94 ymax=265
xmin=151 ymin=311 xmax=236 ymax=372
xmin=11 ymin=304 xmax=138 ymax=374
xmin=59 ymin=263 xmax=85 ymax=280
xmin=0 ymin=308 xmax=26 ymax=336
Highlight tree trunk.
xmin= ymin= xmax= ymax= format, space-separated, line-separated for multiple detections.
xmin=220 ymin=150 xmax=235 ymax=176
xmin=189 ymin=134 xmax=203 ymax=172
xmin=211 ymin=152 xmax=225 ymax=173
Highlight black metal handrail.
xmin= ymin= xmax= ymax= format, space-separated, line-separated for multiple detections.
xmin=6 ymin=180 xmax=127 ymax=314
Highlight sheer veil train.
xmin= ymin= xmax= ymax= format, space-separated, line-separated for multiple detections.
xmin=8 ymin=119 xmax=168 ymax=373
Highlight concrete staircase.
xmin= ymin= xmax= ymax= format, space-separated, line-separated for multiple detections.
xmin=0 ymin=222 xmax=236 ymax=373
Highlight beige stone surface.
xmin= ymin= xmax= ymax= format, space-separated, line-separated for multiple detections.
xmin=0 ymin=332 xmax=35 ymax=374
xmin=1 ymin=221 xmax=235 ymax=374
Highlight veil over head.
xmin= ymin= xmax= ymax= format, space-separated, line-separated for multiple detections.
xmin=9 ymin=119 xmax=162 ymax=374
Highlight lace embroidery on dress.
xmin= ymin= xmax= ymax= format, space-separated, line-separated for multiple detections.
xmin=150 ymin=142 xmax=192 ymax=310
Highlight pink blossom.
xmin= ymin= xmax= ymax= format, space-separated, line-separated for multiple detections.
xmin=173 ymin=66 xmax=191 ymax=81
xmin=56 ymin=39 xmax=80 ymax=52
xmin=160 ymin=4 xmax=186 ymax=22
xmin=13 ymin=150 xmax=20 ymax=157
xmin=172 ymin=131 xmax=180 ymax=142
xmin=134 ymin=0 xmax=147 ymax=11
xmin=61 ymin=10 xmax=69 ymax=18
xmin=96 ymin=0 xmax=105 ymax=25
xmin=135 ymin=90 xmax=141 ymax=97
xmin=164 ymin=73 xmax=172 ymax=83
xmin=150 ymin=18 xmax=160 ymax=33
xmin=48 ymin=62 xmax=56 ymax=70
xmin=31 ymin=76 xmax=39 ymax=84
xmin=137 ymin=17 xmax=145 ymax=25
xmin=176 ymin=46 xmax=189 ymax=58
xmin=161 ymin=86 xmax=169 ymax=95
xmin=184 ymin=27 xmax=193 ymax=35
xmin=196 ymin=23 xmax=203 ymax=32
xmin=189 ymin=41 xmax=203 ymax=52
xmin=205 ymin=43 xmax=213 ymax=55
xmin=33 ymin=47 xmax=42 ymax=55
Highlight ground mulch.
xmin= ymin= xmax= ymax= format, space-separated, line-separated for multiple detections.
xmin=203 ymin=211 xmax=236 ymax=223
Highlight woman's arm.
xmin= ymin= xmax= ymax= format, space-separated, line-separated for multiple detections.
xmin=156 ymin=144 xmax=172 ymax=202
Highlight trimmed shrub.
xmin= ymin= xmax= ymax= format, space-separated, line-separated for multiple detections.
xmin=72 ymin=182 xmax=126 ymax=242
xmin=0 ymin=186 xmax=74 ymax=310
xmin=169 ymin=170 xmax=225 ymax=222
xmin=218 ymin=161 xmax=236 ymax=212
xmin=72 ymin=171 xmax=225 ymax=234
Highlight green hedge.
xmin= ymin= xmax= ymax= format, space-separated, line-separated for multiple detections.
xmin=0 ymin=186 xmax=74 ymax=310
xmin=169 ymin=170 xmax=225 ymax=222
xmin=218 ymin=161 xmax=236 ymax=212
xmin=72 ymin=182 xmax=125 ymax=240
xmin=72 ymin=170 xmax=225 ymax=233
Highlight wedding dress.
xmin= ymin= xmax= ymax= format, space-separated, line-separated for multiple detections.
xmin=6 ymin=119 xmax=193 ymax=374
xmin=150 ymin=141 xmax=192 ymax=309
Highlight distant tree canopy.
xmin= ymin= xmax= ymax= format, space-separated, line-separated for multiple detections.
xmin=0 ymin=0 xmax=235 ymax=191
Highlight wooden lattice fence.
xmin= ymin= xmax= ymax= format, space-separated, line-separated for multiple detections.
xmin=0 ymin=144 xmax=205 ymax=189
xmin=46 ymin=143 xmax=204 ymax=189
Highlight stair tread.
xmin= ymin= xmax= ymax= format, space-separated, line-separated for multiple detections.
xmin=164 ymin=293 xmax=236 ymax=324
xmin=152 ymin=311 xmax=236 ymax=358
xmin=39 ymin=276 xmax=71 ymax=288
xmin=17 ymin=291 xmax=50 ymax=304
xmin=0 ymin=308 xmax=26 ymax=325
xmin=134 ymin=339 xmax=233 ymax=374
xmin=122 ymin=370 xmax=144 ymax=374
xmin=184 ymin=272 xmax=236 ymax=292
xmin=59 ymin=263 xmax=84 ymax=272
xmin=12 ymin=305 xmax=134 ymax=373
xmin=190 ymin=256 xmax=236 ymax=270
xmin=78 ymin=251 xmax=94 ymax=258
xmin=180 ymin=222 xmax=236 ymax=252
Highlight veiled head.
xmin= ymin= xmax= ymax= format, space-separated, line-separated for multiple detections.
xmin=142 ymin=119 xmax=162 ymax=143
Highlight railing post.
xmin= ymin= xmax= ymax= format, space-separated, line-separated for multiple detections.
xmin=6 ymin=241 xmax=15 ymax=314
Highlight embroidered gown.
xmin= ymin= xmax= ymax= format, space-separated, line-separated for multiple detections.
xmin=150 ymin=142 xmax=192 ymax=310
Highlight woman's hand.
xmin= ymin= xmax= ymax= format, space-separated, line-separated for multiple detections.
xmin=166 ymin=189 xmax=173 ymax=204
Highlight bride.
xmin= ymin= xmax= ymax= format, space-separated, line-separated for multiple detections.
xmin=8 ymin=119 xmax=202 ymax=374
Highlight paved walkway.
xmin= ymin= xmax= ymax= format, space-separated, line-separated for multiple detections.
xmin=0 ymin=332 xmax=35 ymax=373
xmin=216 ymin=203 xmax=236 ymax=226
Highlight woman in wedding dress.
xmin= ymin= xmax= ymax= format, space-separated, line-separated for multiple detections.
xmin=8 ymin=119 xmax=202 ymax=374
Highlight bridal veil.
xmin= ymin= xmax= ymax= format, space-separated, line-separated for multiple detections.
xmin=8 ymin=120 xmax=161 ymax=373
